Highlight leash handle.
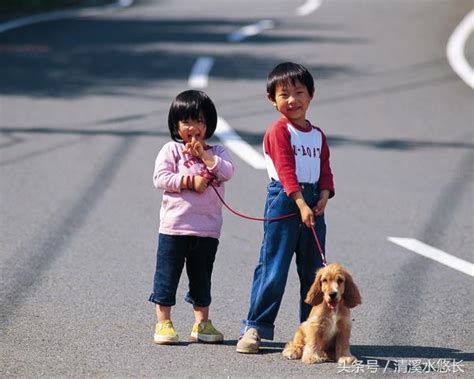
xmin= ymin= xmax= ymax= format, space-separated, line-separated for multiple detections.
xmin=210 ymin=184 xmax=327 ymax=266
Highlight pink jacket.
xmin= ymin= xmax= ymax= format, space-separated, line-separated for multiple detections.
xmin=153 ymin=141 xmax=234 ymax=238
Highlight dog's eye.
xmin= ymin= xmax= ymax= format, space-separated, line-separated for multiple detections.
xmin=337 ymin=278 xmax=344 ymax=284
xmin=321 ymin=279 xmax=327 ymax=283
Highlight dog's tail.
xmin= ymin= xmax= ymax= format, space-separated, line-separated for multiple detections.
xmin=282 ymin=329 xmax=305 ymax=360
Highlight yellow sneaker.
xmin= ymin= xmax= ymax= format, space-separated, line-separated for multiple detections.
xmin=154 ymin=320 xmax=179 ymax=345
xmin=189 ymin=320 xmax=224 ymax=343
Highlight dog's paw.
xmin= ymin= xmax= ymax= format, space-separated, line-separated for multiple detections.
xmin=282 ymin=351 xmax=298 ymax=360
xmin=302 ymin=353 xmax=327 ymax=364
xmin=338 ymin=355 xmax=357 ymax=365
xmin=282 ymin=347 xmax=302 ymax=360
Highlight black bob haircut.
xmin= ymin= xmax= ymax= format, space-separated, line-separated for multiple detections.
xmin=266 ymin=62 xmax=315 ymax=101
xmin=168 ymin=90 xmax=217 ymax=142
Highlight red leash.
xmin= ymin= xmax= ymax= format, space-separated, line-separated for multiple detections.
xmin=210 ymin=184 xmax=327 ymax=266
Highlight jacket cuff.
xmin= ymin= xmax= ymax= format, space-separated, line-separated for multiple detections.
xmin=285 ymin=184 xmax=301 ymax=196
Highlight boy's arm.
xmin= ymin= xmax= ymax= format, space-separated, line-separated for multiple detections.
xmin=291 ymin=191 xmax=314 ymax=228
xmin=318 ymin=131 xmax=335 ymax=198
xmin=293 ymin=188 xmax=331 ymax=225
xmin=313 ymin=189 xmax=330 ymax=216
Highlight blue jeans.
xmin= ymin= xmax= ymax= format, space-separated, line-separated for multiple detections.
xmin=148 ymin=234 xmax=218 ymax=307
xmin=240 ymin=181 xmax=326 ymax=340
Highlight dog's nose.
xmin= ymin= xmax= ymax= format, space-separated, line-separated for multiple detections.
xmin=329 ymin=292 xmax=338 ymax=300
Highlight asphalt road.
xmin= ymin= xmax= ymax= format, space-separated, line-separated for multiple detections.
xmin=1 ymin=0 xmax=473 ymax=377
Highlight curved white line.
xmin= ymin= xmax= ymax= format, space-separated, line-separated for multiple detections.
xmin=188 ymin=57 xmax=214 ymax=89
xmin=216 ymin=117 xmax=267 ymax=170
xmin=0 ymin=0 xmax=133 ymax=34
xmin=227 ymin=19 xmax=275 ymax=42
xmin=447 ymin=10 xmax=474 ymax=89
xmin=296 ymin=0 xmax=322 ymax=16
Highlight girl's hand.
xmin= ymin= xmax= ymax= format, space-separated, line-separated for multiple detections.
xmin=184 ymin=137 xmax=216 ymax=168
xmin=312 ymin=198 xmax=328 ymax=217
xmin=184 ymin=137 xmax=204 ymax=158
xmin=193 ymin=175 xmax=209 ymax=193
xmin=183 ymin=137 xmax=216 ymax=167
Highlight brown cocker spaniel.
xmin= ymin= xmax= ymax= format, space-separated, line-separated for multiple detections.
xmin=282 ymin=263 xmax=362 ymax=364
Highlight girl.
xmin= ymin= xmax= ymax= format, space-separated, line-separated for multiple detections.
xmin=149 ymin=90 xmax=234 ymax=344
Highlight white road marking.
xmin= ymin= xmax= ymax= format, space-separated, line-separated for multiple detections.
xmin=227 ymin=19 xmax=275 ymax=42
xmin=216 ymin=117 xmax=267 ymax=170
xmin=388 ymin=237 xmax=474 ymax=277
xmin=221 ymin=4 xmax=325 ymax=167
xmin=447 ymin=10 xmax=474 ymax=89
xmin=296 ymin=0 xmax=322 ymax=16
xmin=188 ymin=57 xmax=214 ymax=89
xmin=0 ymin=0 xmax=133 ymax=33
xmin=189 ymin=17 xmax=277 ymax=169
xmin=186 ymin=57 xmax=266 ymax=168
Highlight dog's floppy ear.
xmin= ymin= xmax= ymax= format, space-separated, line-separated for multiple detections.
xmin=342 ymin=269 xmax=362 ymax=308
xmin=304 ymin=268 xmax=324 ymax=306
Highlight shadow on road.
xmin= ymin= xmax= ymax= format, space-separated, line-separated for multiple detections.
xmin=352 ymin=344 xmax=473 ymax=372
xmin=1 ymin=126 xmax=473 ymax=151
xmin=0 ymin=17 xmax=360 ymax=97
xmin=223 ymin=339 xmax=285 ymax=354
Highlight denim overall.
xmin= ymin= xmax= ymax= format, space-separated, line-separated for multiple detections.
xmin=240 ymin=180 xmax=326 ymax=340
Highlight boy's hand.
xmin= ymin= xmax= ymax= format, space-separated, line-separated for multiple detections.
xmin=312 ymin=198 xmax=328 ymax=217
xmin=193 ymin=175 xmax=209 ymax=193
xmin=299 ymin=204 xmax=315 ymax=228
xmin=291 ymin=191 xmax=314 ymax=228
xmin=312 ymin=190 xmax=330 ymax=216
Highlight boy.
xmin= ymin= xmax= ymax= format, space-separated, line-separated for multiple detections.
xmin=236 ymin=62 xmax=334 ymax=353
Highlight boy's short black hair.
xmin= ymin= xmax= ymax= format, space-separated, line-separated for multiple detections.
xmin=266 ymin=62 xmax=315 ymax=101
xmin=168 ymin=90 xmax=218 ymax=142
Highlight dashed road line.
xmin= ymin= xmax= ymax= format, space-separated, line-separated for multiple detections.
xmin=189 ymin=18 xmax=278 ymax=169
xmin=296 ymin=0 xmax=322 ymax=16
xmin=189 ymin=3 xmax=324 ymax=169
xmin=227 ymin=19 xmax=275 ymax=42
xmin=447 ymin=10 xmax=474 ymax=89
xmin=216 ymin=117 xmax=267 ymax=170
xmin=188 ymin=57 xmax=215 ymax=89
xmin=388 ymin=237 xmax=474 ymax=277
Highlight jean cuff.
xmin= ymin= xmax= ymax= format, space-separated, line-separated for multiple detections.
xmin=148 ymin=293 xmax=175 ymax=306
xmin=240 ymin=320 xmax=274 ymax=340
xmin=184 ymin=293 xmax=211 ymax=307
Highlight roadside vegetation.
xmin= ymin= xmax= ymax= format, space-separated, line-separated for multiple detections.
xmin=1 ymin=0 xmax=84 ymax=12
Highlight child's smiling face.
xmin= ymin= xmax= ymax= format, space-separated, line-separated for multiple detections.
xmin=178 ymin=115 xmax=207 ymax=144
xmin=271 ymin=79 xmax=313 ymax=127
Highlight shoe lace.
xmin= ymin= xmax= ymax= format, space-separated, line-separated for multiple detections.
xmin=201 ymin=321 xmax=220 ymax=334
xmin=159 ymin=321 xmax=173 ymax=331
